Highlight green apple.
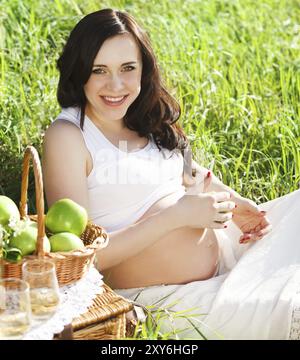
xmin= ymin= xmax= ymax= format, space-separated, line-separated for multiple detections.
xmin=0 ymin=195 xmax=20 ymax=226
xmin=9 ymin=220 xmax=51 ymax=256
xmin=45 ymin=199 xmax=88 ymax=236
xmin=49 ymin=232 xmax=85 ymax=252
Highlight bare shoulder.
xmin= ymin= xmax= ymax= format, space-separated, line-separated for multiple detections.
xmin=43 ymin=120 xmax=87 ymax=152
xmin=44 ymin=119 xmax=82 ymax=140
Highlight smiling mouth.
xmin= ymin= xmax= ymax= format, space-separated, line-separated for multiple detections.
xmin=100 ymin=95 xmax=129 ymax=106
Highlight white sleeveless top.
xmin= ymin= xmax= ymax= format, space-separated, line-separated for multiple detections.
xmin=53 ymin=107 xmax=186 ymax=232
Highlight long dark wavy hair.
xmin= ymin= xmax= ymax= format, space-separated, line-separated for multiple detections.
xmin=57 ymin=8 xmax=189 ymax=152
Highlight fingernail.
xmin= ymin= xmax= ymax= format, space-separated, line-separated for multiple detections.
xmin=235 ymin=204 xmax=237 ymax=208
xmin=207 ymin=171 xmax=211 ymax=178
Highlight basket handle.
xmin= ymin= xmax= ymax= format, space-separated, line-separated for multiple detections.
xmin=19 ymin=145 xmax=46 ymax=257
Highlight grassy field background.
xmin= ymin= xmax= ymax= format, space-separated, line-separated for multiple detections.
xmin=0 ymin=0 xmax=299 ymax=212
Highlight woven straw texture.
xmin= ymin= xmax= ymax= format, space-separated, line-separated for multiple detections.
xmin=71 ymin=284 xmax=134 ymax=340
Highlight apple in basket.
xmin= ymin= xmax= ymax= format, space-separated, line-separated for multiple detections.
xmin=9 ymin=219 xmax=51 ymax=256
xmin=0 ymin=195 xmax=20 ymax=226
xmin=49 ymin=232 xmax=85 ymax=252
xmin=45 ymin=198 xmax=88 ymax=236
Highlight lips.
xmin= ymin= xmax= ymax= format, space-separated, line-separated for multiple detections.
xmin=100 ymin=95 xmax=129 ymax=107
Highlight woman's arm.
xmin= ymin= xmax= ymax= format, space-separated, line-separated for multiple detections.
xmin=98 ymin=190 xmax=233 ymax=271
xmin=42 ymin=120 xmax=90 ymax=210
xmin=190 ymin=159 xmax=242 ymax=199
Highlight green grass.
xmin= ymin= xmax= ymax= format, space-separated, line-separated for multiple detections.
xmin=1 ymin=0 xmax=300 ymax=339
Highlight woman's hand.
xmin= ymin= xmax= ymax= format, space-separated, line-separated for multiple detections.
xmin=176 ymin=187 xmax=236 ymax=230
xmin=184 ymin=169 xmax=272 ymax=243
xmin=175 ymin=170 xmax=234 ymax=229
xmin=232 ymin=196 xmax=272 ymax=244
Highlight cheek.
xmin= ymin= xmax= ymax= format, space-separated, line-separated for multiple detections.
xmin=84 ymin=77 xmax=104 ymax=95
xmin=126 ymin=74 xmax=142 ymax=91
xmin=84 ymin=82 xmax=94 ymax=98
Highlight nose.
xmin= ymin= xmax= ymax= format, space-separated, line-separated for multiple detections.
xmin=106 ymin=74 xmax=125 ymax=92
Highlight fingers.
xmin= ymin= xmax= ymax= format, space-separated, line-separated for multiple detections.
xmin=259 ymin=224 xmax=272 ymax=236
xmin=215 ymin=201 xmax=236 ymax=213
xmin=214 ymin=212 xmax=233 ymax=223
xmin=212 ymin=221 xmax=231 ymax=229
xmin=203 ymin=172 xmax=213 ymax=192
xmin=240 ymin=233 xmax=262 ymax=243
xmin=212 ymin=191 xmax=231 ymax=202
xmin=239 ymin=224 xmax=272 ymax=244
xmin=211 ymin=194 xmax=235 ymax=227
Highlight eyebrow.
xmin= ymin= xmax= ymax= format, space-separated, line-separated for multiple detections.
xmin=93 ymin=61 xmax=138 ymax=67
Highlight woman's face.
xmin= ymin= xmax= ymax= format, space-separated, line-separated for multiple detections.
xmin=84 ymin=33 xmax=143 ymax=125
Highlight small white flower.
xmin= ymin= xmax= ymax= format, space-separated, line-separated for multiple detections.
xmin=11 ymin=218 xmax=27 ymax=237
xmin=8 ymin=216 xmax=19 ymax=230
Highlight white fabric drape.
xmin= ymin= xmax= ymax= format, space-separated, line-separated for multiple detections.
xmin=115 ymin=189 xmax=300 ymax=339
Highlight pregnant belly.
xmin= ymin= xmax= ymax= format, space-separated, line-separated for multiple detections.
xmin=103 ymin=191 xmax=220 ymax=289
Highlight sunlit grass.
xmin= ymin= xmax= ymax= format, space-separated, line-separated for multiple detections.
xmin=1 ymin=0 xmax=299 ymax=206
xmin=123 ymin=291 xmax=213 ymax=340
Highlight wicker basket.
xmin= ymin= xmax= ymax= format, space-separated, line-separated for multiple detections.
xmin=2 ymin=145 xmax=109 ymax=286
xmin=71 ymin=284 xmax=134 ymax=340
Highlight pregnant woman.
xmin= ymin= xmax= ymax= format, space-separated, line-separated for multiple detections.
xmin=42 ymin=9 xmax=300 ymax=339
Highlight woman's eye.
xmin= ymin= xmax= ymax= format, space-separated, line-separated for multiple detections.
xmin=92 ymin=66 xmax=135 ymax=75
xmin=123 ymin=66 xmax=135 ymax=71
xmin=92 ymin=68 xmax=105 ymax=74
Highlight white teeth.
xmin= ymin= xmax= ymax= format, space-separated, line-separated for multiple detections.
xmin=103 ymin=96 xmax=126 ymax=102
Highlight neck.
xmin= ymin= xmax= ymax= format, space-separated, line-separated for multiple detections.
xmin=85 ymin=106 xmax=127 ymax=134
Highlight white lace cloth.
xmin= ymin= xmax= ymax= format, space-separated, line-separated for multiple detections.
xmin=289 ymin=291 xmax=300 ymax=340
xmin=22 ymin=266 xmax=104 ymax=340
